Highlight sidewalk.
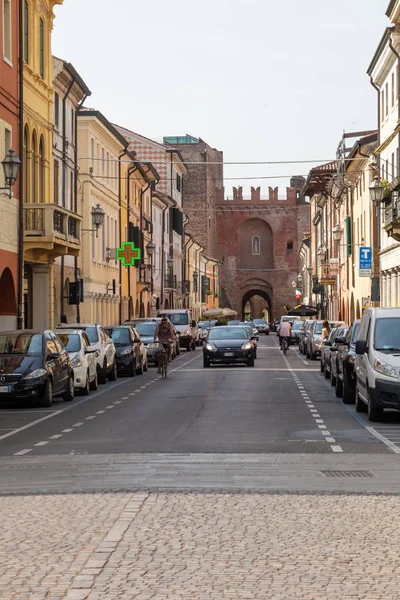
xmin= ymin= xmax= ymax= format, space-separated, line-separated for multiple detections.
xmin=2 ymin=490 xmax=400 ymax=599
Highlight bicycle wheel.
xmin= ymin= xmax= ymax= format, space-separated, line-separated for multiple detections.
xmin=162 ymin=351 xmax=168 ymax=379
xmin=283 ymin=339 xmax=288 ymax=355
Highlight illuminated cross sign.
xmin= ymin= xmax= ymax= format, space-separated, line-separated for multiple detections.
xmin=116 ymin=242 xmax=141 ymax=267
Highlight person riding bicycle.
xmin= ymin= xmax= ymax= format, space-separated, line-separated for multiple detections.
xmin=154 ymin=317 xmax=175 ymax=374
xmin=279 ymin=320 xmax=292 ymax=350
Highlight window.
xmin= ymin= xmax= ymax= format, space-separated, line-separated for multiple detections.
xmin=287 ymin=241 xmax=293 ymax=252
xmin=102 ymin=148 xmax=105 ymax=176
xmin=5 ymin=127 xmax=11 ymax=153
xmin=39 ymin=137 xmax=45 ymax=202
xmin=106 ymin=152 xmax=109 ymax=179
xmin=386 ymin=82 xmax=389 ymax=116
xmin=392 ymin=72 xmax=395 ymax=107
xmin=381 ymin=89 xmax=385 ymax=122
xmin=24 ymin=0 xmax=29 ymax=63
xmin=3 ymin=0 xmax=12 ymax=63
xmin=70 ymin=171 xmax=74 ymax=210
xmin=54 ymin=92 xmax=60 ymax=129
xmin=252 ymin=235 xmax=260 ymax=255
xmin=392 ymin=152 xmax=395 ymax=179
xmin=71 ymin=108 xmax=74 ymax=143
xmin=39 ymin=18 xmax=44 ymax=78
xmin=176 ymin=173 xmax=181 ymax=192
xmin=53 ymin=159 xmax=59 ymax=204
xmin=90 ymin=138 xmax=95 ymax=171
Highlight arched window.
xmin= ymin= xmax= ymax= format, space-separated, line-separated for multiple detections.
xmin=23 ymin=125 xmax=30 ymax=203
xmin=32 ymin=131 xmax=37 ymax=203
xmin=39 ymin=136 xmax=45 ymax=202
xmin=252 ymin=235 xmax=260 ymax=255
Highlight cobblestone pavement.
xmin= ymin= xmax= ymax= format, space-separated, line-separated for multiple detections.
xmin=2 ymin=491 xmax=400 ymax=599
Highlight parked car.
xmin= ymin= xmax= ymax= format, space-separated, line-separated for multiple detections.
xmin=56 ymin=329 xmax=98 ymax=395
xmin=105 ymin=326 xmax=147 ymax=376
xmin=334 ymin=320 xmax=361 ymax=402
xmin=57 ymin=323 xmax=117 ymax=384
xmin=0 ymin=330 xmax=74 ymax=407
xmin=253 ymin=319 xmax=270 ymax=335
xmin=239 ymin=322 xmax=259 ymax=341
xmin=299 ymin=320 xmax=314 ymax=354
xmin=320 ymin=328 xmax=338 ymax=375
xmin=203 ymin=326 xmax=255 ymax=368
xmin=306 ymin=320 xmax=346 ymax=360
xmin=291 ymin=321 xmax=305 ymax=344
xmin=355 ymin=308 xmax=400 ymax=421
xmin=234 ymin=324 xmax=258 ymax=358
xmin=322 ymin=326 xmax=348 ymax=386
xmin=157 ymin=309 xmax=199 ymax=351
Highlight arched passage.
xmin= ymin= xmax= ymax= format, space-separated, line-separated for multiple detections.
xmin=0 ymin=268 xmax=17 ymax=329
xmin=241 ymin=288 xmax=272 ymax=321
xmin=356 ymin=300 xmax=361 ymax=320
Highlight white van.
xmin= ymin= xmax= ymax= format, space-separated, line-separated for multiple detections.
xmin=157 ymin=309 xmax=199 ymax=351
xmin=355 ymin=307 xmax=400 ymax=421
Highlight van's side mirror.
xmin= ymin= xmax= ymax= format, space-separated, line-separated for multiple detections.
xmin=356 ymin=340 xmax=368 ymax=355
xmin=335 ymin=337 xmax=347 ymax=345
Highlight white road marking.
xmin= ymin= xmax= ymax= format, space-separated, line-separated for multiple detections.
xmin=49 ymin=434 xmax=62 ymax=439
xmin=0 ymin=410 xmax=63 ymax=442
xmin=62 ymin=429 xmax=73 ymax=433
xmin=318 ymin=425 xmax=327 ymax=430
xmin=315 ymin=419 xmax=324 ymax=424
xmin=114 ymin=401 xmax=122 ymax=404
xmin=34 ymin=441 xmax=49 ymax=447
xmin=73 ymin=422 xmax=84 ymax=427
xmin=331 ymin=445 xmax=344 ymax=453
xmin=86 ymin=416 xmax=96 ymax=420
xmin=105 ymin=405 xmax=114 ymax=409
xmin=326 ymin=437 xmax=336 ymax=443
xmin=96 ymin=410 xmax=105 ymax=414
xmin=121 ymin=397 xmax=129 ymax=400
xmin=14 ymin=449 xmax=32 ymax=456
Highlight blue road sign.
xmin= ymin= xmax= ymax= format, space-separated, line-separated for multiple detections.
xmin=359 ymin=246 xmax=372 ymax=277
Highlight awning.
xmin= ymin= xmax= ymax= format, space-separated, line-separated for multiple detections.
xmin=287 ymin=304 xmax=319 ymax=317
xmin=374 ymin=123 xmax=400 ymax=155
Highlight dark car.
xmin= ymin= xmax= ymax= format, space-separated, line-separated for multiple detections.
xmin=322 ymin=326 xmax=348 ymax=385
xmin=334 ymin=320 xmax=361 ymax=402
xmin=105 ymin=326 xmax=144 ymax=376
xmin=291 ymin=321 xmax=304 ymax=344
xmin=0 ymin=330 xmax=74 ymax=407
xmin=298 ymin=321 xmax=313 ymax=354
xmin=320 ymin=328 xmax=338 ymax=375
xmin=203 ymin=326 xmax=255 ymax=368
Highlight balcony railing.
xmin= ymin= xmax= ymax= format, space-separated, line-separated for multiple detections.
xmin=384 ymin=193 xmax=400 ymax=241
xmin=23 ymin=203 xmax=82 ymax=256
xmin=164 ymin=276 xmax=177 ymax=290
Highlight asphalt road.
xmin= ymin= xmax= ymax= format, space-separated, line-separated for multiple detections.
xmin=0 ymin=334 xmax=396 ymax=459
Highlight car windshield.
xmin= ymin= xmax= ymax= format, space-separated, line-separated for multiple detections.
xmin=135 ymin=323 xmax=156 ymax=336
xmin=83 ymin=327 xmax=99 ymax=343
xmin=208 ymin=327 xmax=248 ymax=340
xmin=109 ymin=328 xmax=132 ymax=345
xmin=254 ymin=319 xmax=266 ymax=325
xmin=292 ymin=322 xmax=303 ymax=331
xmin=374 ymin=318 xmax=400 ymax=352
xmin=0 ymin=333 xmax=43 ymax=355
xmin=351 ymin=322 xmax=360 ymax=343
xmin=160 ymin=313 xmax=188 ymax=326
xmin=229 ymin=321 xmax=240 ymax=325
xmin=57 ymin=333 xmax=80 ymax=353
xmin=199 ymin=322 xmax=209 ymax=330
xmin=314 ymin=323 xmax=323 ymax=334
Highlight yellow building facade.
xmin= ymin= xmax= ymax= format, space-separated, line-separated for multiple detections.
xmin=22 ymin=0 xmax=79 ymax=329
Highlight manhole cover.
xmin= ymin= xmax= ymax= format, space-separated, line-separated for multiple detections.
xmin=320 ymin=470 xmax=374 ymax=478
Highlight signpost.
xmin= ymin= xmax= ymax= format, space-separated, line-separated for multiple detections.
xmin=359 ymin=247 xmax=372 ymax=277
xmin=116 ymin=242 xmax=141 ymax=267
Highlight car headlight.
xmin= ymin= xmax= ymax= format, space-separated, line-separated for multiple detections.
xmin=205 ymin=343 xmax=217 ymax=352
xmin=241 ymin=342 xmax=252 ymax=350
xmin=374 ymin=359 xmax=398 ymax=379
xmin=147 ymin=343 xmax=159 ymax=349
xmin=71 ymin=356 xmax=83 ymax=368
xmin=24 ymin=368 xmax=47 ymax=380
xmin=120 ymin=347 xmax=132 ymax=356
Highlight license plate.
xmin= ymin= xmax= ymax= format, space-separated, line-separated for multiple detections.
xmin=0 ymin=386 xmax=10 ymax=393
xmin=224 ymin=352 xmax=234 ymax=357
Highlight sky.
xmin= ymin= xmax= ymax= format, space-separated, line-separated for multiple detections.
xmin=53 ymin=0 xmax=389 ymax=196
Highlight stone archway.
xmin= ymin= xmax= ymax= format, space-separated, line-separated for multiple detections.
xmin=241 ymin=288 xmax=272 ymax=321
xmin=0 ymin=267 xmax=17 ymax=329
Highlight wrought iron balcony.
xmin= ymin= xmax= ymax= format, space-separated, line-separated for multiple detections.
xmin=384 ymin=194 xmax=400 ymax=241
xmin=23 ymin=203 xmax=82 ymax=258
xmin=318 ymin=261 xmax=338 ymax=285
xmin=164 ymin=276 xmax=177 ymax=290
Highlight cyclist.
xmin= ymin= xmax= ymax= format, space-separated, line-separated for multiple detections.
xmin=154 ymin=317 xmax=175 ymax=374
xmin=278 ymin=320 xmax=292 ymax=351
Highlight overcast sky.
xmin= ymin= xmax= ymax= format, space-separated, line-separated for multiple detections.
xmin=53 ymin=1 xmax=388 ymax=195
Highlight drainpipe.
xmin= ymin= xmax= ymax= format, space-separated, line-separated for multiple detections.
xmin=186 ymin=237 xmax=195 ymax=307
xmin=369 ymin=75 xmax=382 ymax=302
xmin=160 ymin=202 xmax=169 ymax=307
xmin=126 ymin=164 xmax=138 ymax=320
xmin=59 ymin=77 xmax=76 ymax=323
xmin=73 ymin=93 xmax=89 ymax=324
xmin=17 ymin=0 xmax=24 ymax=329
xmin=118 ymin=149 xmax=129 ymax=323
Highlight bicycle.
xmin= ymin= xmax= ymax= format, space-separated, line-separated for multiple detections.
xmin=159 ymin=341 xmax=171 ymax=379
xmin=281 ymin=336 xmax=289 ymax=355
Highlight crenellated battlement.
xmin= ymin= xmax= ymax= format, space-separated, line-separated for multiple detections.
xmin=216 ymin=186 xmax=305 ymax=205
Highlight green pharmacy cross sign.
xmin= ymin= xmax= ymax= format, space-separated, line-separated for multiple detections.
xmin=116 ymin=242 xmax=141 ymax=267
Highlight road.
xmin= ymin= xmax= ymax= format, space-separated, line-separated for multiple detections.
xmin=3 ymin=335 xmax=400 ymax=599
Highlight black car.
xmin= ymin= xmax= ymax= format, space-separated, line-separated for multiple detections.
xmin=203 ymin=326 xmax=255 ymax=368
xmin=298 ymin=321 xmax=313 ymax=354
xmin=334 ymin=320 xmax=361 ymax=402
xmin=105 ymin=326 xmax=143 ymax=376
xmin=291 ymin=321 xmax=305 ymax=344
xmin=0 ymin=330 xmax=74 ymax=407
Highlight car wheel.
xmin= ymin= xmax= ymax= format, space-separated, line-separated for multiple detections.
xmin=40 ymin=379 xmax=53 ymax=407
xmin=64 ymin=376 xmax=75 ymax=402
xmin=191 ymin=340 xmax=196 ymax=351
xmin=81 ymin=371 xmax=90 ymax=396
xmin=90 ymin=371 xmax=98 ymax=391
xmin=108 ymin=360 xmax=117 ymax=381
xmin=335 ymin=375 xmax=343 ymax=398
xmin=306 ymin=347 xmax=311 ymax=359
xmin=247 ymin=356 xmax=255 ymax=367
xmin=254 ymin=350 xmax=257 ymax=359
xmin=203 ymin=357 xmax=210 ymax=368
xmin=367 ymin=387 xmax=384 ymax=422
xmin=130 ymin=359 xmax=136 ymax=377
xmin=355 ymin=384 xmax=367 ymax=413
xmin=98 ymin=360 xmax=107 ymax=384
xmin=342 ymin=371 xmax=355 ymax=405
xmin=330 ymin=368 xmax=336 ymax=387
xmin=310 ymin=351 xmax=317 ymax=361
xmin=324 ymin=364 xmax=330 ymax=378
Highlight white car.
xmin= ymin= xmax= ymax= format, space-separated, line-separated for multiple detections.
xmin=56 ymin=329 xmax=98 ymax=395
xmin=355 ymin=307 xmax=400 ymax=422
xmin=57 ymin=323 xmax=117 ymax=384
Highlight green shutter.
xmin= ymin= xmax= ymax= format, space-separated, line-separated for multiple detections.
xmin=345 ymin=217 xmax=352 ymax=256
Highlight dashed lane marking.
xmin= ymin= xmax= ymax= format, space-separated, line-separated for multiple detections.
xmin=73 ymin=422 xmax=84 ymax=427
xmin=62 ymin=429 xmax=73 ymax=433
xmin=86 ymin=416 xmax=96 ymax=420
xmin=49 ymin=434 xmax=62 ymax=440
xmin=14 ymin=449 xmax=32 ymax=456
xmin=34 ymin=441 xmax=49 ymax=447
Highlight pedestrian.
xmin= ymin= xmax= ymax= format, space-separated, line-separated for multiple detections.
xmin=321 ymin=320 xmax=331 ymax=341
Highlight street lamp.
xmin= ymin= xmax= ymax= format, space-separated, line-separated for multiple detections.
xmin=369 ymin=176 xmax=385 ymax=204
xmin=332 ymin=224 xmax=342 ymax=242
xmin=317 ymin=246 xmax=326 ymax=259
xmin=1 ymin=149 xmax=21 ymax=198
xmin=146 ymin=240 xmax=155 ymax=257
xmin=91 ymin=204 xmax=105 ymax=237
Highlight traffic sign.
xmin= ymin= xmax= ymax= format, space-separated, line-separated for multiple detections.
xmin=359 ymin=246 xmax=372 ymax=277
